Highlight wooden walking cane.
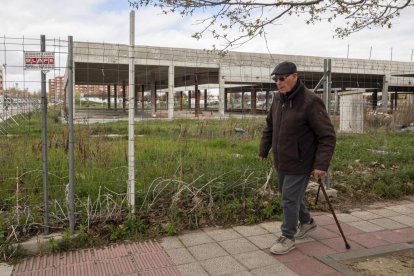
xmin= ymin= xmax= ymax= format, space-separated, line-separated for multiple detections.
xmin=316 ymin=178 xmax=351 ymax=249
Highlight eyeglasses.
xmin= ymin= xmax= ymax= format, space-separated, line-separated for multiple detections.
xmin=272 ymin=74 xmax=291 ymax=82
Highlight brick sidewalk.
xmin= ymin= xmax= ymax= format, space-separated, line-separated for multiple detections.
xmin=8 ymin=197 xmax=414 ymax=276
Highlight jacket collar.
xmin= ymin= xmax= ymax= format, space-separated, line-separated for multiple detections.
xmin=276 ymin=79 xmax=303 ymax=104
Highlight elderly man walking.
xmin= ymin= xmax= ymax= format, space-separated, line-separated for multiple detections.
xmin=258 ymin=61 xmax=336 ymax=255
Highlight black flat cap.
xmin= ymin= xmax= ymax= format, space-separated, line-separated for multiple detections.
xmin=271 ymin=61 xmax=297 ymax=76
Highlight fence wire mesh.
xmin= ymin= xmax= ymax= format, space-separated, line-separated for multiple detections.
xmin=1 ymin=36 xmax=414 ymax=251
xmin=0 ymin=36 xmax=70 ymax=240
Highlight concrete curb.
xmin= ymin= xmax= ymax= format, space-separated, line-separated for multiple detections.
xmin=316 ymin=242 xmax=414 ymax=276
xmin=12 ymin=232 xmax=76 ymax=255
xmin=0 ymin=263 xmax=13 ymax=276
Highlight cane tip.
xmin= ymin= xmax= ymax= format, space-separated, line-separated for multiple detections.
xmin=346 ymin=244 xmax=351 ymax=249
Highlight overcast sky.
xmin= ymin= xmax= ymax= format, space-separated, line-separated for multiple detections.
xmin=1 ymin=0 xmax=413 ymax=61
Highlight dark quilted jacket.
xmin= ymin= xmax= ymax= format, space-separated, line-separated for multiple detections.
xmin=259 ymin=80 xmax=336 ymax=174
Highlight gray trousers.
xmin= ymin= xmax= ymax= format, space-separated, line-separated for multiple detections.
xmin=278 ymin=173 xmax=311 ymax=239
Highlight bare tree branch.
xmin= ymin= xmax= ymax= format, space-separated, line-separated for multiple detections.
xmin=129 ymin=0 xmax=414 ymax=52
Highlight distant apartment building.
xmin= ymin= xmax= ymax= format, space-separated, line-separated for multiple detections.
xmin=48 ymin=76 xmax=64 ymax=102
xmin=76 ymin=84 xmax=108 ymax=97
xmin=48 ymin=75 xmax=128 ymax=102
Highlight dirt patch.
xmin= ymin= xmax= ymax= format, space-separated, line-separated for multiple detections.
xmin=346 ymin=249 xmax=414 ymax=276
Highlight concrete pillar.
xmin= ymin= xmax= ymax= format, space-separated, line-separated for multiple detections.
xmin=195 ymin=84 xmax=200 ymax=117
xmin=241 ymin=91 xmax=245 ymax=111
xmin=204 ymin=89 xmax=208 ymax=111
xmin=122 ymin=80 xmax=126 ymax=111
xmin=151 ymin=82 xmax=156 ymax=115
xmin=219 ymin=69 xmax=225 ymax=116
xmin=141 ymin=85 xmax=145 ymax=112
xmin=339 ymin=93 xmax=364 ymax=133
xmin=114 ymin=84 xmax=117 ymax=110
xmin=107 ymin=85 xmax=111 ymax=109
xmin=179 ymin=91 xmax=183 ymax=111
xmin=407 ymin=94 xmax=414 ymax=108
xmin=188 ymin=90 xmax=192 ymax=110
xmin=155 ymin=83 xmax=157 ymax=112
xmin=372 ymin=90 xmax=378 ymax=110
xmin=395 ymin=90 xmax=398 ymax=110
xmin=168 ymin=65 xmax=174 ymax=119
xmin=251 ymin=86 xmax=257 ymax=115
xmin=382 ymin=74 xmax=390 ymax=113
xmin=224 ymin=88 xmax=228 ymax=113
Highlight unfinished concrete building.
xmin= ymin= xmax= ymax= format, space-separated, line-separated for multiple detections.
xmin=68 ymin=42 xmax=414 ymax=122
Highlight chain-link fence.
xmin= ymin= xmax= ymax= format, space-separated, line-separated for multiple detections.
xmin=0 ymin=36 xmax=70 ymax=242
xmin=1 ymin=33 xmax=414 ymax=252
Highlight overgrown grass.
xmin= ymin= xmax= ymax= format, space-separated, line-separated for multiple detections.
xmin=0 ymin=110 xmax=413 ymax=259
xmin=331 ymin=132 xmax=414 ymax=201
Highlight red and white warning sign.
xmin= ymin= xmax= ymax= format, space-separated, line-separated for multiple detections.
xmin=24 ymin=51 xmax=55 ymax=70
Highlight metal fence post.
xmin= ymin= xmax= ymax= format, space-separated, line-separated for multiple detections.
xmin=327 ymin=59 xmax=332 ymax=112
xmin=40 ymin=35 xmax=49 ymax=235
xmin=321 ymin=59 xmax=332 ymax=189
xmin=128 ymin=11 xmax=136 ymax=213
xmin=323 ymin=59 xmax=332 ymax=113
xmin=68 ymin=36 xmax=75 ymax=232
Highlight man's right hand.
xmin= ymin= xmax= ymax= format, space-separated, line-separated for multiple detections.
xmin=258 ymin=156 xmax=267 ymax=161
xmin=313 ymin=169 xmax=326 ymax=180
